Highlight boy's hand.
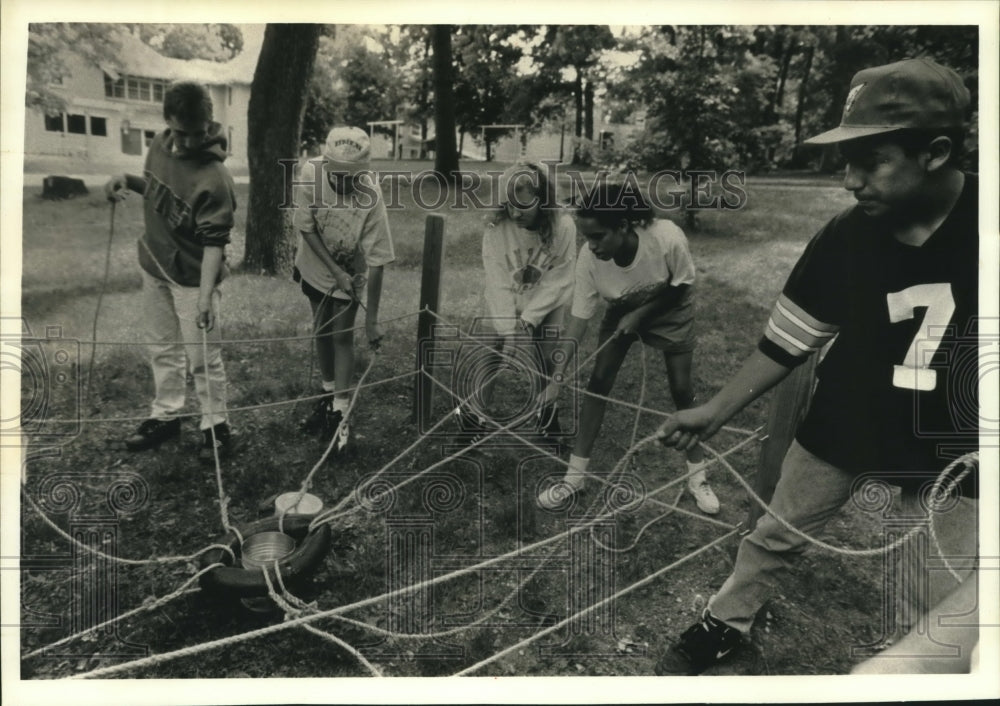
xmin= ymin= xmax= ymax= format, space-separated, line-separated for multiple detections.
xmin=657 ymin=405 xmax=719 ymax=451
xmin=366 ymin=321 xmax=384 ymax=349
xmin=334 ymin=271 xmax=355 ymax=297
xmin=104 ymin=174 xmax=128 ymax=202
xmin=616 ymin=310 xmax=644 ymax=337
xmin=197 ymin=297 xmax=215 ymax=332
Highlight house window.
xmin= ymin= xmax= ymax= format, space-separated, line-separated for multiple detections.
xmin=44 ymin=113 xmax=64 ymax=132
xmin=90 ymin=116 xmax=108 ymax=137
xmin=104 ymin=73 xmax=125 ymax=98
xmin=121 ymin=128 xmax=142 ymax=155
xmin=67 ymin=114 xmax=87 ymax=134
xmin=153 ymin=83 xmax=164 ymax=102
xmin=144 ymin=130 xmax=156 ymax=149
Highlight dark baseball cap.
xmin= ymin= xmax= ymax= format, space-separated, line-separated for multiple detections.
xmin=805 ymin=58 xmax=970 ymax=145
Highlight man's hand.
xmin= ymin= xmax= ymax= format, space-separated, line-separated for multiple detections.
xmin=104 ymin=174 xmax=128 ymax=202
xmin=657 ymin=404 xmax=720 ymax=452
xmin=197 ymin=297 xmax=215 ymax=332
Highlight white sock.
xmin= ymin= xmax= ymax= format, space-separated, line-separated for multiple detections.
xmin=687 ymin=460 xmax=707 ymax=486
xmin=332 ymin=396 xmax=349 ymax=413
xmin=565 ymin=455 xmax=589 ymax=488
xmin=321 ymin=380 xmax=336 ymax=393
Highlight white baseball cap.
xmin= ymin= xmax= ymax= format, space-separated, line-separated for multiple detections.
xmin=322 ymin=126 xmax=371 ymax=174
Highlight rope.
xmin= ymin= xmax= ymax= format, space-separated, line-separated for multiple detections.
xmin=202 ymin=326 xmax=235 ymax=536
xmin=21 ymin=486 xmax=236 ymax=566
xmin=85 ymin=200 xmax=116 ymax=404
xmin=35 ymin=370 xmax=419 ymax=427
xmin=76 ymin=309 xmax=422 ymax=347
xmin=279 ymin=352 xmax=379 ymax=534
xmin=704 ymin=441 xmax=980 ymax=562
xmin=22 ymin=567 xmax=220 ymax=660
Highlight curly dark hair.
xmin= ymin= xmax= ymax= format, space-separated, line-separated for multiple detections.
xmin=163 ymin=82 xmax=213 ymax=124
xmin=574 ymin=178 xmax=655 ymax=230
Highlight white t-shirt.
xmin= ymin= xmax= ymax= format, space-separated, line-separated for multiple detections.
xmin=571 ymin=218 xmax=695 ymax=320
xmin=293 ymin=174 xmax=395 ymax=300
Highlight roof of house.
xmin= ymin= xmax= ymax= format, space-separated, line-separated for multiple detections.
xmin=102 ymin=29 xmax=261 ymax=86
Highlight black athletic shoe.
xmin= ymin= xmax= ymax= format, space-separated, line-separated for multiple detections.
xmin=198 ymin=422 xmax=238 ymax=464
xmin=125 ymin=418 xmax=180 ymax=451
xmin=301 ymin=396 xmax=333 ymax=436
xmin=665 ymin=610 xmax=743 ymax=675
xmin=325 ymin=408 xmax=350 ymax=453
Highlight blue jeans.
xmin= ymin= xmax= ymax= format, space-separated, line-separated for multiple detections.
xmin=709 ymin=441 xmax=977 ymax=641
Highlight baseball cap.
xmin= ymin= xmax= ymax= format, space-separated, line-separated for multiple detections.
xmin=322 ymin=126 xmax=371 ymax=173
xmin=805 ymin=58 xmax=970 ymax=145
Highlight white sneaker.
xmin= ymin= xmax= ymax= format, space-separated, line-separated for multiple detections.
xmin=687 ymin=477 xmax=720 ymax=515
xmin=537 ymin=476 xmax=584 ymax=510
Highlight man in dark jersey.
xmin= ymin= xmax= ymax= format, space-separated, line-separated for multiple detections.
xmin=656 ymin=58 xmax=979 ymax=674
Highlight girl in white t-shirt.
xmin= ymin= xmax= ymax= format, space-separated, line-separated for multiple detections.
xmin=458 ymin=162 xmax=576 ymax=443
xmin=538 ymin=181 xmax=719 ymax=514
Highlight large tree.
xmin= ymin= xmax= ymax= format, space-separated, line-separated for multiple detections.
xmin=534 ymin=25 xmax=616 ymax=164
xmin=243 ymin=24 xmax=322 ymax=274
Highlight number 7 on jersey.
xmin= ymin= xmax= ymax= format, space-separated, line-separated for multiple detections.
xmin=886 ymin=282 xmax=955 ymax=391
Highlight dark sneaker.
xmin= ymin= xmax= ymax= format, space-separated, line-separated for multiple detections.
xmin=301 ymin=396 xmax=333 ymax=436
xmin=199 ymin=423 xmax=238 ymax=464
xmin=125 ymin=418 xmax=180 ymax=451
xmin=663 ymin=610 xmax=743 ymax=675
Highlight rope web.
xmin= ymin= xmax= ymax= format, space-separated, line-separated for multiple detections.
xmin=17 ymin=302 xmax=978 ymax=679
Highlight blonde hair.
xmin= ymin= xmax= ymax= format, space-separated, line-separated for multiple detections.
xmin=489 ymin=161 xmax=562 ymax=250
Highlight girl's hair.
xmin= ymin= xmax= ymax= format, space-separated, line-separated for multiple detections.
xmin=490 ymin=161 xmax=562 ymax=249
xmin=574 ymin=179 xmax=655 ymax=230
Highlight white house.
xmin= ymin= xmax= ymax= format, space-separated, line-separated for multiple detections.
xmin=24 ymin=30 xmax=261 ymax=173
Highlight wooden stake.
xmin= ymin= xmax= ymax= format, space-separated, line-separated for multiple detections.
xmin=413 ymin=214 xmax=445 ymax=424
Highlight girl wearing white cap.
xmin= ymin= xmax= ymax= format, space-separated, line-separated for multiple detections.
xmin=293 ymin=126 xmax=395 ymax=451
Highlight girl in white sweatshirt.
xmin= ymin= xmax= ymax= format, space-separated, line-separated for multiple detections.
xmin=458 ymin=162 xmax=576 ymax=443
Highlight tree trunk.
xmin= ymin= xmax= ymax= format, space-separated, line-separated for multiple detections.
xmin=791 ymin=44 xmax=815 ymax=166
xmin=419 ymin=32 xmax=431 ymax=159
xmin=244 ymin=24 xmax=321 ymax=274
xmin=431 ymin=25 xmax=459 ymax=180
xmin=584 ymin=77 xmax=594 ymax=141
xmin=769 ymin=34 xmax=795 ymax=121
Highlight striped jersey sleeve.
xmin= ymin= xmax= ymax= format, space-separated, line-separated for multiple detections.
xmin=757 ymin=219 xmax=847 ymax=368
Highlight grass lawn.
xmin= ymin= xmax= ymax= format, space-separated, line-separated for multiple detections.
xmin=17 ymin=168 xmax=897 ymax=680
